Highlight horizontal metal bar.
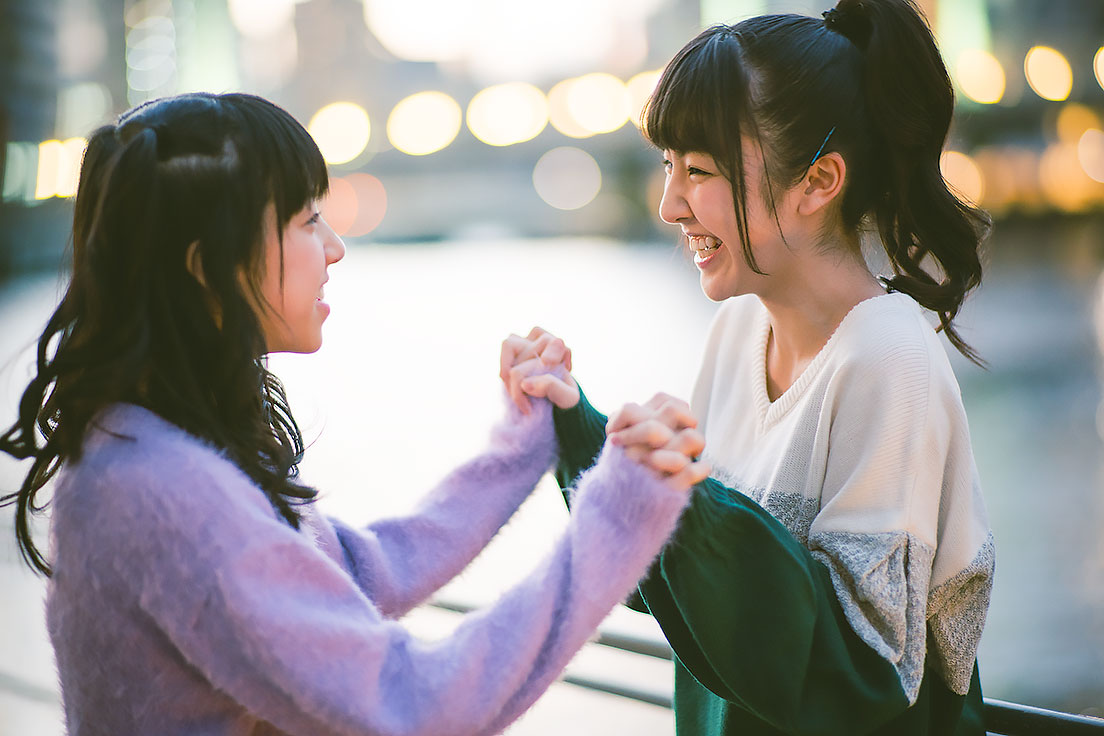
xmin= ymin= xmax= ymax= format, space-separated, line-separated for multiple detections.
xmin=559 ymin=673 xmax=672 ymax=709
xmin=429 ymin=597 xmax=673 ymax=659
xmin=427 ymin=598 xmax=1104 ymax=730
xmin=984 ymin=698 xmax=1104 ymax=734
xmin=0 ymin=669 xmax=60 ymax=705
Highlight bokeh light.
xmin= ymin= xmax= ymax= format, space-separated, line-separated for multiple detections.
xmin=627 ymin=70 xmax=661 ymax=128
xmin=1040 ymin=142 xmax=1101 ymax=211
xmin=940 ymin=150 xmax=984 ymax=206
xmin=125 ymin=13 xmax=177 ymax=104
xmin=320 ymin=177 xmax=358 ymax=236
xmin=466 ymin=83 xmax=548 ymax=147
xmin=532 ymin=147 xmax=602 ymax=210
xmin=320 ymin=174 xmax=389 ymax=238
xmin=1024 ymin=46 xmax=1073 ymax=102
xmin=2 ymin=143 xmax=38 ymax=202
xmin=566 ymin=73 xmax=630 ymax=136
xmin=388 ymin=91 xmax=462 ymax=156
xmin=1096 ymin=47 xmax=1104 ymax=93
xmin=362 ymin=0 xmax=470 ymax=62
xmin=547 ymin=79 xmax=592 ymax=139
xmin=308 ymin=102 xmax=371 ymax=166
xmin=35 ymin=138 xmax=87 ymax=200
xmin=1078 ymin=129 xmax=1104 ymax=184
xmin=954 ymin=49 xmax=1005 ymax=104
xmin=346 ymin=173 xmax=388 ymax=238
xmin=1056 ymin=103 xmax=1102 ymax=146
xmin=228 ymin=0 xmax=296 ymax=38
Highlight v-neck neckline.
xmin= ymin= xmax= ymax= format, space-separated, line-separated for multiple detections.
xmin=752 ymin=293 xmax=897 ymax=428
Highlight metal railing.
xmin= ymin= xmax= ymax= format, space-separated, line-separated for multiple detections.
xmin=430 ymin=598 xmax=1104 ymax=735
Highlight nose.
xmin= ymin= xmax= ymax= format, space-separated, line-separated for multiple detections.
xmin=658 ymin=172 xmax=691 ymax=225
xmin=325 ymin=225 xmax=346 ymax=265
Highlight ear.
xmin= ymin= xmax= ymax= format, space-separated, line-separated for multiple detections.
xmin=797 ymin=152 xmax=846 ymax=216
xmin=184 ymin=240 xmax=206 ymax=287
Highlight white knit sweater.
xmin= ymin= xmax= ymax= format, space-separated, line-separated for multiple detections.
xmin=690 ymin=292 xmax=994 ymax=703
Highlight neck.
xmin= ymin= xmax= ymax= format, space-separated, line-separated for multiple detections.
xmin=759 ymin=248 xmax=884 ymax=399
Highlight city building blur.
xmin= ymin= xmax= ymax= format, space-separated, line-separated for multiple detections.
xmin=3 ymin=0 xmax=1104 ymax=274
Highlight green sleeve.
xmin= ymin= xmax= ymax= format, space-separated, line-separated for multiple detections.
xmin=550 ymin=388 xmax=913 ymax=732
xmin=641 ymin=478 xmax=910 ymax=732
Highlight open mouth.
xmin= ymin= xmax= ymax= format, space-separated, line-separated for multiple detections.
xmin=688 ymin=235 xmax=722 ymax=257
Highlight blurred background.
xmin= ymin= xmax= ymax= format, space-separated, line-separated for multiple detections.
xmin=1 ymin=0 xmax=1103 ymax=733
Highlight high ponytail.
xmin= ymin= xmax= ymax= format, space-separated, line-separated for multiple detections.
xmin=841 ymin=0 xmax=990 ymax=364
xmin=643 ymin=0 xmax=990 ymax=364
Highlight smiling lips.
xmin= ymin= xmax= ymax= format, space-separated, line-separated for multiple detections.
xmin=688 ymin=235 xmax=722 ymax=265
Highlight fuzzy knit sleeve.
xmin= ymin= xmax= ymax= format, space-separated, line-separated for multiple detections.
xmin=322 ymin=397 xmax=559 ymax=618
xmin=50 ymin=401 xmax=688 ymax=736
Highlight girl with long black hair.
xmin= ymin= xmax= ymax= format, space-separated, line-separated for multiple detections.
xmin=0 ymin=92 xmax=708 ymax=734
xmin=502 ymin=1 xmax=994 ymax=733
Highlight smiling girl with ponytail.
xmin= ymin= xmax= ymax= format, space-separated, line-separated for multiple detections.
xmin=501 ymin=1 xmax=995 ymax=734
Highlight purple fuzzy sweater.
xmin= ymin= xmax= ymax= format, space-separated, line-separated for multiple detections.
xmin=45 ymin=397 xmax=688 ymax=735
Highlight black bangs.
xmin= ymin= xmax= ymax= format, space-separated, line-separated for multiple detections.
xmin=644 ymin=26 xmax=753 ymax=172
xmin=225 ymin=93 xmax=329 ymax=229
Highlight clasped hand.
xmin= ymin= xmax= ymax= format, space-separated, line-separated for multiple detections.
xmin=500 ymin=327 xmax=710 ymax=492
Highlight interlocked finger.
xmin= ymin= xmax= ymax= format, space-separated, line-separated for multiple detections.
xmin=608 ymin=419 xmax=676 ymax=450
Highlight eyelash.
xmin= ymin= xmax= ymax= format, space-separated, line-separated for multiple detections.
xmin=306 ymin=211 xmax=321 ymax=225
xmin=661 ymin=159 xmax=710 ymax=177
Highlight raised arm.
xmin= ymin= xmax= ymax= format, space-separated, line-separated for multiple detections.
xmin=325 ymin=396 xmax=558 ymax=618
xmin=78 ymin=401 xmax=702 ymax=736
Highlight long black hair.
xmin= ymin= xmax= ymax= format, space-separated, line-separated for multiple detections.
xmin=644 ymin=0 xmax=990 ymax=363
xmin=1 ymin=92 xmax=329 ymax=576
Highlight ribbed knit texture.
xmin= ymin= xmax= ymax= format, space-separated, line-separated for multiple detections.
xmin=46 ymin=397 xmax=689 ymax=735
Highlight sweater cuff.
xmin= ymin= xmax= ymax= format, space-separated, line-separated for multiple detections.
xmin=571 ymin=442 xmax=690 ymax=543
xmin=552 ymin=386 xmax=608 ymax=481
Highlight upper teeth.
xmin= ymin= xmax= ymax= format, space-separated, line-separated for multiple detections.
xmin=689 ymin=236 xmax=721 ymax=254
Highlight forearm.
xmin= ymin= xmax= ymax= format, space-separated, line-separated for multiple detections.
xmin=335 ymin=397 xmax=558 ymax=617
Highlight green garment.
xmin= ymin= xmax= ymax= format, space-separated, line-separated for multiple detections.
xmin=552 ymin=389 xmax=986 ymax=736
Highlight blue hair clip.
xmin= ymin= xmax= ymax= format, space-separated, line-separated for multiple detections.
xmin=809 ymin=126 xmax=837 ymax=166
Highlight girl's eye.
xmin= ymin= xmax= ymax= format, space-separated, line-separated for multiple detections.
xmin=306 ymin=211 xmax=321 ymax=225
xmin=661 ymin=158 xmax=672 ymax=171
xmin=688 ymin=166 xmax=710 ymax=177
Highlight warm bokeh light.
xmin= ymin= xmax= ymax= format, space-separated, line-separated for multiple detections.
xmin=627 ymin=70 xmax=662 ymax=128
xmin=954 ymin=49 xmax=1005 ymax=104
xmin=345 ymin=173 xmax=388 ymax=238
xmin=1078 ymin=129 xmax=1104 ymax=184
xmin=308 ymin=102 xmax=371 ymax=165
xmin=362 ymin=0 xmax=469 ymax=62
xmin=321 ymin=177 xmax=358 ymax=236
xmin=320 ymin=174 xmax=389 ymax=238
xmin=566 ymin=73 xmax=630 ymax=136
xmin=532 ymin=146 xmax=602 ymax=210
xmin=1040 ymin=142 xmax=1101 ymax=211
xmin=1024 ymin=46 xmax=1073 ymax=102
xmin=547 ymin=79 xmax=592 ymax=139
xmin=1056 ymin=103 xmax=1102 ymax=146
xmin=466 ymin=83 xmax=548 ymax=147
xmin=940 ymin=150 xmax=984 ymax=206
xmin=388 ymin=91 xmax=462 ymax=156
xmin=34 ymin=138 xmax=86 ymax=200
xmin=1096 ymin=47 xmax=1104 ymax=92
